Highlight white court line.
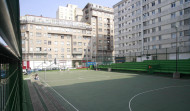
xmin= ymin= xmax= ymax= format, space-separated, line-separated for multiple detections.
xmin=40 ymin=78 xmax=79 ymax=111
xmin=129 ymin=85 xmax=190 ymax=111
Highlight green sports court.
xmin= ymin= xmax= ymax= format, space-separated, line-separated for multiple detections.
xmin=36 ymin=70 xmax=190 ymax=111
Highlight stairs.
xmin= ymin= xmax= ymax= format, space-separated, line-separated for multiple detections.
xmin=27 ymin=80 xmax=66 ymax=111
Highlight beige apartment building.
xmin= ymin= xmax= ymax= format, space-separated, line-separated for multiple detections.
xmin=21 ymin=15 xmax=92 ymax=69
xmin=21 ymin=3 xmax=114 ymax=69
xmin=114 ymin=0 xmax=190 ymax=62
xmin=56 ymin=4 xmax=83 ymax=21
xmin=82 ymin=3 xmax=114 ymax=62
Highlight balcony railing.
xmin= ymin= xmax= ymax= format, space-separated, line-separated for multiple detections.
xmin=20 ymin=15 xmax=92 ymax=29
xmin=22 ymin=51 xmax=48 ymax=54
xmin=72 ymin=51 xmax=83 ymax=54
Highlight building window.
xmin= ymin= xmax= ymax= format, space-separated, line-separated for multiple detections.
xmin=67 ymin=48 xmax=70 ymax=52
xmin=36 ymin=40 xmax=41 ymax=44
xmin=171 ymin=13 xmax=176 ymax=18
xmin=171 ymin=2 xmax=176 ymax=8
xmin=132 ymin=4 xmax=134 ymax=8
xmin=152 ymin=1 xmax=155 ymax=6
xmin=61 ymin=54 xmax=64 ymax=58
xmin=61 ymin=48 xmax=64 ymax=52
xmin=158 ymin=8 xmax=161 ymax=13
xmin=36 ymin=47 xmax=42 ymax=52
xmin=159 ymin=44 xmax=162 ymax=49
xmin=158 ymin=0 xmax=161 ymax=4
xmin=144 ymin=38 xmax=147 ymax=43
xmin=184 ymin=18 xmax=190 ymax=25
xmin=36 ymin=55 xmax=41 ymax=58
xmin=61 ymin=42 xmax=64 ymax=45
xmin=180 ymin=31 xmax=183 ymax=36
xmin=152 ymin=45 xmax=156 ymax=49
xmin=184 ymin=7 xmax=190 ymax=14
xmin=152 ymin=10 xmax=155 ymax=15
xmin=54 ymin=41 xmax=58 ymax=45
xmin=67 ymin=54 xmax=70 ymax=58
xmin=61 ymin=35 xmax=64 ymax=39
xmin=98 ymin=28 xmax=102 ymax=32
xmin=48 ymin=54 xmax=52 ymax=59
xmin=48 ymin=41 xmax=51 ymax=45
xmin=171 ymin=33 xmax=177 ymax=38
xmin=54 ymin=48 xmax=58 ymax=52
xmin=158 ymin=17 xmax=161 ymax=22
xmin=44 ymin=40 xmax=47 ymax=44
xmin=171 ymin=43 xmax=176 ymax=48
xmin=158 ymin=26 xmax=161 ymax=31
xmin=185 ymin=0 xmax=190 ymax=2
xmin=36 ymin=32 xmax=42 ymax=37
xmin=48 ymin=48 xmax=51 ymax=51
xmin=179 ymin=21 xmax=183 ymax=26
xmin=55 ymin=54 xmax=58 ymax=58
xmin=67 ymin=41 xmax=70 ymax=46
xmin=180 ymin=0 xmax=183 ymax=4
xmin=184 ymin=30 xmax=190 ymax=36
xmin=180 ymin=10 xmax=183 ymax=15
xmin=152 ymin=36 xmax=156 ymax=41
xmin=152 ymin=19 xmax=155 ymax=24
xmin=48 ymin=34 xmax=51 ymax=38
xmin=67 ymin=36 xmax=71 ymax=39
xmin=159 ymin=35 xmax=162 ymax=40
xmin=36 ymin=26 xmax=41 ymax=30
xmin=171 ymin=23 xmax=176 ymax=28
xmin=152 ymin=28 xmax=156 ymax=33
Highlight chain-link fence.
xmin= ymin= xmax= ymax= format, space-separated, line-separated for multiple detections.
xmin=116 ymin=46 xmax=190 ymax=63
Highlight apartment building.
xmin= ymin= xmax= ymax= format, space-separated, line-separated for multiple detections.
xmin=114 ymin=0 xmax=190 ymax=62
xmin=56 ymin=4 xmax=83 ymax=21
xmin=82 ymin=3 xmax=114 ymax=62
xmin=20 ymin=15 xmax=92 ymax=69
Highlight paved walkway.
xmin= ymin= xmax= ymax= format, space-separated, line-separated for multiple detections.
xmin=27 ymin=74 xmax=66 ymax=111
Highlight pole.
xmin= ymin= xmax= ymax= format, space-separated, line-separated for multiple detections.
xmin=173 ymin=26 xmax=180 ymax=79
xmin=45 ymin=67 xmax=46 ymax=81
xmin=166 ymin=48 xmax=167 ymax=60
xmin=135 ymin=52 xmax=136 ymax=62
xmin=102 ymin=42 xmax=103 ymax=64
xmin=130 ymin=52 xmax=131 ymax=62
xmin=175 ymin=26 xmax=178 ymax=73
xmin=156 ymin=49 xmax=157 ymax=60
xmin=86 ymin=48 xmax=88 ymax=69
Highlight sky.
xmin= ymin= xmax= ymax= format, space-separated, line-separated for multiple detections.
xmin=20 ymin=0 xmax=119 ymax=18
xmin=2 ymin=0 xmax=119 ymax=46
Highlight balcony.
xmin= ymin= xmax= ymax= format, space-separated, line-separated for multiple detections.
xmin=72 ymin=51 xmax=83 ymax=54
xmin=22 ymin=51 xmax=48 ymax=55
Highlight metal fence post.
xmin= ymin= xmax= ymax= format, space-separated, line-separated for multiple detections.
xmin=135 ymin=52 xmax=136 ymax=62
xmin=156 ymin=49 xmax=157 ymax=60
xmin=166 ymin=48 xmax=167 ymax=60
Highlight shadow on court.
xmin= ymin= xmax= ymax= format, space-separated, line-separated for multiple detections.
xmin=38 ymin=71 xmax=190 ymax=111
